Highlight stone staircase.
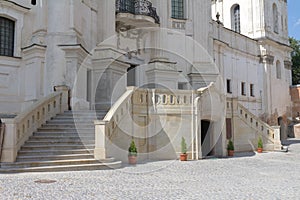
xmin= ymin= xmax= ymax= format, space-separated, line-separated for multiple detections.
xmin=0 ymin=110 xmax=121 ymax=172
xmin=236 ymin=103 xmax=282 ymax=151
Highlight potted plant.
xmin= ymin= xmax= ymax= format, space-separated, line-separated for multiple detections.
xmin=180 ymin=137 xmax=188 ymax=161
xmin=257 ymin=136 xmax=263 ymax=153
xmin=128 ymin=140 xmax=137 ymax=165
xmin=227 ymin=139 xmax=234 ymax=157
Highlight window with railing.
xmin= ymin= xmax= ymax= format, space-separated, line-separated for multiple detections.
xmin=116 ymin=0 xmax=160 ymax=23
xmin=116 ymin=0 xmax=135 ymax=13
xmin=171 ymin=0 xmax=185 ymax=19
xmin=0 ymin=17 xmax=15 ymax=57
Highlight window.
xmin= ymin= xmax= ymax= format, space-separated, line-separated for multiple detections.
xmin=241 ymin=82 xmax=246 ymax=96
xmin=250 ymin=84 xmax=254 ymax=97
xmin=171 ymin=0 xmax=185 ymax=19
xmin=231 ymin=4 xmax=240 ymax=33
xmin=273 ymin=3 xmax=279 ymax=33
xmin=226 ymin=118 xmax=232 ymax=139
xmin=226 ymin=79 xmax=232 ymax=93
xmin=276 ymin=61 xmax=281 ymax=79
xmin=0 ymin=17 xmax=15 ymax=57
xmin=178 ymin=82 xmax=187 ymax=90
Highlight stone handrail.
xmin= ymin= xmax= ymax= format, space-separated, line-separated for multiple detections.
xmin=237 ymin=102 xmax=279 ymax=146
xmin=1 ymin=86 xmax=69 ymax=162
xmin=94 ymin=87 xmax=135 ymax=160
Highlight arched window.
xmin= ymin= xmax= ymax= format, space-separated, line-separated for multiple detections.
xmin=231 ymin=5 xmax=240 ymax=33
xmin=171 ymin=0 xmax=185 ymax=19
xmin=0 ymin=17 xmax=15 ymax=57
xmin=276 ymin=60 xmax=281 ymax=79
xmin=273 ymin=3 xmax=279 ymax=33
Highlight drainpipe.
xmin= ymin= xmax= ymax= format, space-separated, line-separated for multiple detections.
xmin=191 ymin=92 xmax=194 ymax=160
xmin=194 ymin=95 xmax=201 ymax=160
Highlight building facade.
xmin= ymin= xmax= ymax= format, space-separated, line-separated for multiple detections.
xmin=0 ymin=0 xmax=292 ymax=161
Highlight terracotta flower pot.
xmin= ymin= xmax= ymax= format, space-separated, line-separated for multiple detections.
xmin=228 ymin=150 xmax=234 ymax=157
xmin=180 ymin=153 xmax=187 ymax=161
xmin=257 ymin=148 xmax=263 ymax=153
xmin=128 ymin=155 xmax=137 ymax=165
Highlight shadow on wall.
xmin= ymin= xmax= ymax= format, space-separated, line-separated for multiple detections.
xmin=106 ymin=126 xmax=177 ymax=163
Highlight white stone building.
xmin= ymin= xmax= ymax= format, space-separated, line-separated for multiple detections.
xmin=0 ymin=0 xmax=292 ymax=165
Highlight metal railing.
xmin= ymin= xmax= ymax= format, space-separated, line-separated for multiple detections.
xmin=116 ymin=0 xmax=160 ymax=24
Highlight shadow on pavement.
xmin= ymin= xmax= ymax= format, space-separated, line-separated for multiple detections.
xmin=282 ymin=138 xmax=300 ymax=146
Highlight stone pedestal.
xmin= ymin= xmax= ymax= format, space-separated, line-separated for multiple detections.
xmin=94 ymin=120 xmax=108 ymax=160
xmin=146 ymin=58 xmax=179 ymax=89
xmin=188 ymin=62 xmax=219 ymax=90
xmin=91 ymin=47 xmax=130 ymax=111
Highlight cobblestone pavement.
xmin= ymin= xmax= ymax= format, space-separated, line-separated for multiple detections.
xmin=0 ymin=139 xmax=300 ymax=200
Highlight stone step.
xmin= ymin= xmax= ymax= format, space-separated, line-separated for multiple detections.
xmin=37 ymin=127 xmax=94 ymax=132
xmin=59 ymin=112 xmax=105 ymax=117
xmin=3 ymin=109 xmax=123 ymax=172
xmin=33 ymin=132 xmax=94 ymax=137
xmin=21 ymin=144 xmax=95 ymax=151
xmin=16 ymin=153 xmax=95 ymax=162
xmin=46 ymin=120 xmax=95 ymax=124
xmin=18 ymin=149 xmax=94 ymax=156
xmin=53 ymin=115 xmax=104 ymax=120
xmin=61 ymin=110 xmax=107 ymax=115
xmin=42 ymin=124 xmax=94 ymax=128
xmin=1 ymin=158 xmax=117 ymax=169
xmin=25 ymin=140 xmax=94 ymax=145
xmin=29 ymin=135 xmax=94 ymax=140
xmin=0 ymin=161 xmax=121 ymax=173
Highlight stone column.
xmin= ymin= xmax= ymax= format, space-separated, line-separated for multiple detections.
xmin=261 ymin=54 xmax=274 ymax=122
xmin=98 ymin=0 xmax=116 ymax=45
xmin=146 ymin=28 xmax=179 ymax=89
xmin=45 ymin=0 xmax=71 ymax=94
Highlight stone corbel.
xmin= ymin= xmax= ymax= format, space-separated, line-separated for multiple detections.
xmin=284 ymin=60 xmax=292 ymax=70
xmin=259 ymin=54 xmax=274 ymax=65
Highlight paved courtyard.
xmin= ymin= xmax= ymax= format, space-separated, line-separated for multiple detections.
xmin=0 ymin=139 xmax=299 ymax=200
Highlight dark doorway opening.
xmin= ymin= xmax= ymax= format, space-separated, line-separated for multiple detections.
xmin=127 ymin=65 xmax=136 ymax=86
xmin=201 ymin=120 xmax=213 ymax=157
xmin=278 ymin=116 xmax=286 ymax=140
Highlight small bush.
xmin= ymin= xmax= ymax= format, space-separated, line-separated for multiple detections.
xmin=128 ymin=140 xmax=137 ymax=156
xmin=258 ymin=137 xmax=263 ymax=148
xmin=227 ymin=139 xmax=234 ymax=151
xmin=181 ymin=137 xmax=187 ymax=154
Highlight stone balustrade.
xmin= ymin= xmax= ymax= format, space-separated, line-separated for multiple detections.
xmin=94 ymin=87 xmax=197 ymax=161
xmin=236 ymin=102 xmax=281 ymax=150
xmin=0 ymin=86 xmax=69 ymax=162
